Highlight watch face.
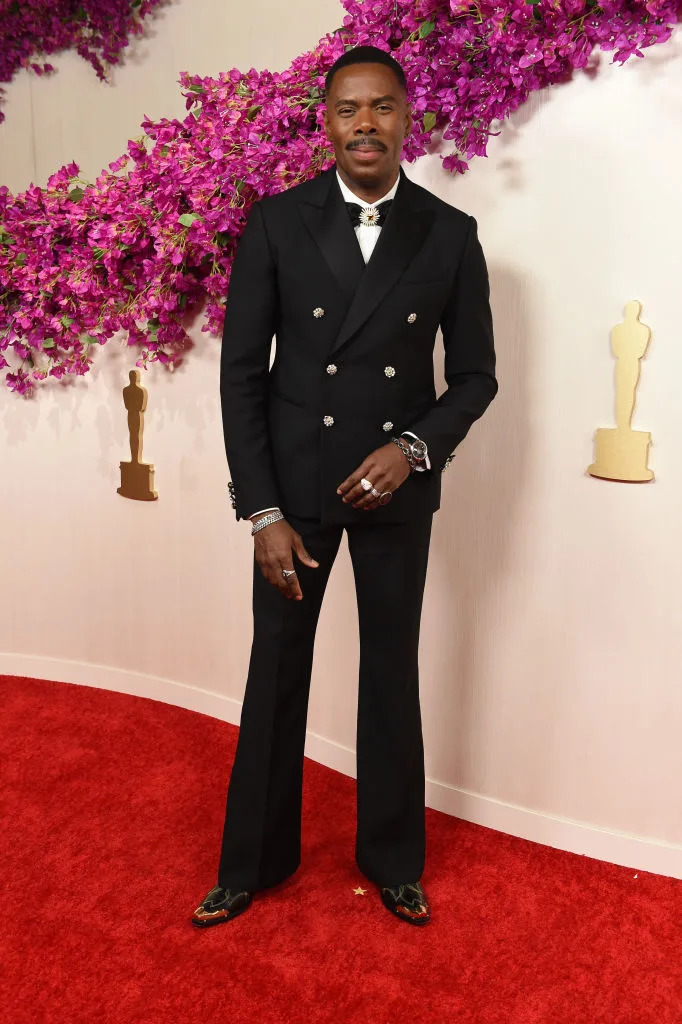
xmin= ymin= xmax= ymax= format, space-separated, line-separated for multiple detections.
xmin=410 ymin=439 xmax=427 ymax=460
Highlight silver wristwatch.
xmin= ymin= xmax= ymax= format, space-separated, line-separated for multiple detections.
xmin=400 ymin=434 xmax=428 ymax=463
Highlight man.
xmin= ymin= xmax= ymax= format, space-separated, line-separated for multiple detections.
xmin=192 ymin=45 xmax=497 ymax=929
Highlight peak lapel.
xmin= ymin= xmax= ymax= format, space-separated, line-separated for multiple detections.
xmin=298 ymin=167 xmax=366 ymax=305
xmin=329 ymin=167 xmax=435 ymax=357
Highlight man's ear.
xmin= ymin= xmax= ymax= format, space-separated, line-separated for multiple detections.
xmin=404 ymin=104 xmax=413 ymax=136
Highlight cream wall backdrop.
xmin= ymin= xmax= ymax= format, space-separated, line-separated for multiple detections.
xmin=1 ymin=1 xmax=681 ymax=878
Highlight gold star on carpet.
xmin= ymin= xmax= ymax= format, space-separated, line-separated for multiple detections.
xmin=353 ymin=886 xmax=367 ymax=896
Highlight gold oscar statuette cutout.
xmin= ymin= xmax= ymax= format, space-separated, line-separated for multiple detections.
xmin=587 ymin=300 xmax=654 ymax=483
xmin=117 ymin=369 xmax=158 ymax=500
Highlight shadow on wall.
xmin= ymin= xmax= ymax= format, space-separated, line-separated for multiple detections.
xmin=422 ymin=261 xmax=533 ymax=798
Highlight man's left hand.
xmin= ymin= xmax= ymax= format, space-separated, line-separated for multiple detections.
xmin=337 ymin=442 xmax=411 ymax=510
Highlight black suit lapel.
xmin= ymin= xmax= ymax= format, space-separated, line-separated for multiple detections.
xmin=330 ymin=166 xmax=435 ymax=357
xmin=297 ymin=164 xmax=436 ymax=357
xmin=298 ymin=167 xmax=366 ymax=305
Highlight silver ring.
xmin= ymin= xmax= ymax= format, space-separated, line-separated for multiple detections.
xmin=281 ymin=568 xmax=297 ymax=578
xmin=378 ymin=490 xmax=392 ymax=505
xmin=370 ymin=487 xmax=381 ymax=498
xmin=360 ymin=477 xmax=373 ymax=492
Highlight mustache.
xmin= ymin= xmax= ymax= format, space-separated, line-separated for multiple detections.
xmin=347 ymin=139 xmax=386 ymax=151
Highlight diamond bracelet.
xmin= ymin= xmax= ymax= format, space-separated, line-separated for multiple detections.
xmin=250 ymin=509 xmax=284 ymax=535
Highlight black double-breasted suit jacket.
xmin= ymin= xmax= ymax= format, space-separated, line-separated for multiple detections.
xmin=220 ymin=163 xmax=498 ymax=524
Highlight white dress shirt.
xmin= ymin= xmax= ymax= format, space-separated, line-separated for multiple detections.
xmin=335 ymin=170 xmax=399 ymax=264
xmin=247 ymin=170 xmax=430 ymax=520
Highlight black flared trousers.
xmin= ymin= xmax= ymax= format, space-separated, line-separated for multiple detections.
xmin=217 ymin=510 xmax=433 ymax=892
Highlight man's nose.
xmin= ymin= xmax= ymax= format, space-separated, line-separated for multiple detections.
xmin=354 ymin=113 xmax=379 ymax=134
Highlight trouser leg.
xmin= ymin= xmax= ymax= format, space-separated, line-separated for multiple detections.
xmin=346 ymin=513 xmax=433 ymax=888
xmin=217 ymin=515 xmax=342 ymax=892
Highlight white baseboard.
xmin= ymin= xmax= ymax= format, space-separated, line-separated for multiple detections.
xmin=2 ymin=652 xmax=680 ymax=880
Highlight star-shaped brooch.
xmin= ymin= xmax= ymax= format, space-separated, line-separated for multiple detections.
xmin=353 ymin=885 xmax=368 ymax=896
xmin=359 ymin=207 xmax=380 ymax=227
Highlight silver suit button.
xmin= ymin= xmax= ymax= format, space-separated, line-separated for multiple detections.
xmin=313 ymin=307 xmax=325 ymax=318
xmin=382 ymin=421 xmax=393 ymax=432
xmin=384 ymin=366 xmax=396 ymax=378
xmin=326 ymin=364 xmax=337 ymax=375
xmin=323 ymin=415 xmax=334 ymax=427
xmin=407 ymin=312 xmax=417 ymax=323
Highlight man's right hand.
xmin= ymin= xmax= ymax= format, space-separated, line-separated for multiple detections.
xmin=250 ymin=515 xmax=319 ymax=599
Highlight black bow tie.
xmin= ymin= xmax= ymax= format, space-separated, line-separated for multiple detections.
xmin=345 ymin=199 xmax=393 ymax=228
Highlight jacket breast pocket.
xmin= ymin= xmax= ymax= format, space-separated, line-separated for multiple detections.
xmin=398 ymin=275 xmax=450 ymax=287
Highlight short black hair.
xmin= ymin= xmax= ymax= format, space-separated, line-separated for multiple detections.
xmin=324 ymin=45 xmax=406 ymax=96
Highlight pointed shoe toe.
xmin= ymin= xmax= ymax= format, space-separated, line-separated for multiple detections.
xmin=191 ymin=885 xmax=253 ymax=928
xmin=380 ymin=881 xmax=431 ymax=925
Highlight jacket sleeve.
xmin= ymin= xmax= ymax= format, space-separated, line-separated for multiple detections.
xmin=219 ymin=201 xmax=282 ymax=520
xmin=403 ymin=214 xmax=498 ymax=472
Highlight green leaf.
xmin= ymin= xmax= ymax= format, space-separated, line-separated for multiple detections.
xmin=423 ymin=112 xmax=437 ymax=132
xmin=178 ymin=212 xmax=200 ymax=227
xmin=188 ymin=84 xmax=205 ymax=94
xmin=15 ymin=252 xmax=27 ymax=266
xmin=60 ymin=315 xmax=74 ymax=327
xmin=68 ymin=187 xmax=84 ymax=202
xmin=246 ymin=104 xmax=262 ymax=121
xmin=419 ymin=20 xmax=435 ymax=38
xmin=42 ymin=338 xmax=55 ymax=349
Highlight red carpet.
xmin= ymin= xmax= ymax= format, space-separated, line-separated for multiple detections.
xmin=1 ymin=674 xmax=680 ymax=1024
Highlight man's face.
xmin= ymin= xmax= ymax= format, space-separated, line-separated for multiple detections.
xmin=323 ymin=63 xmax=412 ymax=191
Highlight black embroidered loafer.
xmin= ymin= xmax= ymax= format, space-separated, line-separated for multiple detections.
xmin=380 ymin=881 xmax=431 ymax=925
xmin=191 ymin=885 xmax=253 ymax=928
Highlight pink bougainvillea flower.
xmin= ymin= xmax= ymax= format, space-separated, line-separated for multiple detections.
xmin=1 ymin=0 xmax=681 ymax=392
xmin=0 ymin=0 xmax=169 ymax=124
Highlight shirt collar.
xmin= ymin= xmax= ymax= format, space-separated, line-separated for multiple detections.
xmin=336 ymin=168 xmax=400 ymax=208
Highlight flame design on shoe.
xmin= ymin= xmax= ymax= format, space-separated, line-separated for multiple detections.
xmin=191 ymin=885 xmax=252 ymax=927
xmin=380 ymin=881 xmax=431 ymax=925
